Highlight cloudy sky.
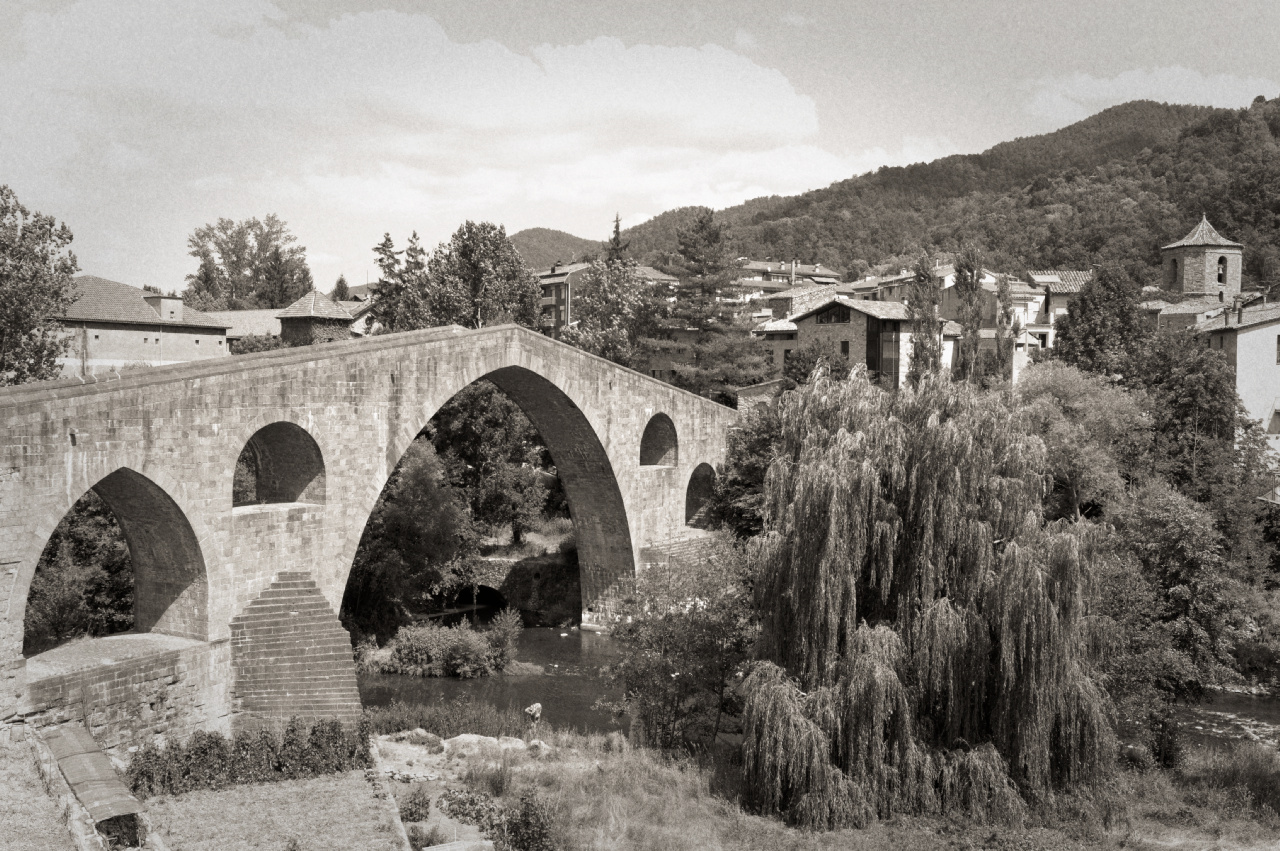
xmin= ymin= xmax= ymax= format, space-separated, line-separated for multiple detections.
xmin=4 ymin=0 xmax=1279 ymax=291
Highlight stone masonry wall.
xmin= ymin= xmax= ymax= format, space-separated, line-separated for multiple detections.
xmin=23 ymin=640 xmax=231 ymax=752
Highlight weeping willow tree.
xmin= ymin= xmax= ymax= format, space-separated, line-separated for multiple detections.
xmin=742 ymin=367 xmax=1113 ymax=829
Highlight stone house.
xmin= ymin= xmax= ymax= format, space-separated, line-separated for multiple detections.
xmin=57 ymin=275 xmax=230 ymax=378
xmin=756 ymin=296 xmax=924 ymax=389
xmin=1026 ymin=270 xmax=1092 ymax=348
xmin=277 ymin=290 xmax=356 ymax=345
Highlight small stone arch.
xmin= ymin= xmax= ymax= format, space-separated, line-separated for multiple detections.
xmin=685 ymin=463 xmax=717 ymax=528
xmin=233 ymin=421 xmax=325 ymax=506
xmin=640 ymin=413 xmax=679 ymax=467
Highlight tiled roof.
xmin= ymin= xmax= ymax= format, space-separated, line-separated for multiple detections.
xmin=636 ymin=265 xmax=678 ymax=283
xmin=339 ymin=300 xmax=374 ymax=318
xmin=346 ymin=284 xmax=374 ymax=300
xmin=202 ymin=309 xmax=281 ymax=339
xmin=1162 ymin=216 xmax=1243 ymax=250
xmin=741 ymin=260 xmax=841 ymax=278
xmin=277 ymin=290 xmax=354 ymax=321
xmin=1197 ymin=302 xmax=1280 ymax=332
xmin=64 ymin=275 xmax=229 ymax=329
xmin=1158 ymin=297 xmax=1226 ymax=316
xmin=1028 ymin=270 xmax=1094 ymax=293
xmin=789 ymin=296 xmax=911 ymax=325
xmin=942 ymin=320 xmax=963 ymax=336
xmin=756 ymin=319 xmax=798 ymax=333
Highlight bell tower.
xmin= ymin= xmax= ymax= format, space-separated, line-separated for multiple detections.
xmin=1161 ymin=216 xmax=1243 ymax=300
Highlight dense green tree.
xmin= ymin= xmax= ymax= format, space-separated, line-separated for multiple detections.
xmin=184 ymin=214 xmax=310 ymax=310
xmin=782 ymin=338 xmax=849 ymax=385
xmin=667 ymin=207 xmax=741 ymax=330
xmin=342 ymin=439 xmax=478 ymax=640
xmin=331 ymin=274 xmax=350 ymax=301
xmin=230 ymin=334 xmax=289 ymax=355
xmin=426 ymin=221 xmax=540 ymax=330
xmin=658 ymin=331 xmax=774 ymax=405
xmin=427 ymin=383 xmax=550 ymax=546
xmin=23 ymin=491 xmax=133 ymax=655
xmin=707 ymin=400 xmax=782 ymax=538
xmin=558 ymin=259 xmax=654 ymax=368
xmin=993 ymin=274 xmax=1020 ymax=381
xmin=1053 ymin=264 xmax=1148 ymax=377
xmin=0 ymin=185 xmax=78 ymax=385
xmin=259 ymin=245 xmax=313 ymax=309
xmin=602 ymin=536 xmax=756 ymax=750
xmin=1018 ymin=361 xmax=1151 ymax=520
xmin=905 ymin=254 xmax=943 ymax=385
xmin=741 ymin=370 xmax=1111 ymax=828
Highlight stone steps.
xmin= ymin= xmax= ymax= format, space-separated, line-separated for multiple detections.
xmin=230 ymin=571 xmax=362 ymax=723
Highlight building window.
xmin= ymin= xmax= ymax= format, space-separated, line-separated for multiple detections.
xmin=143 ymin=338 xmax=148 ymax=344
xmin=841 ymin=340 xmax=849 ymax=357
xmin=783 ymin=349 xmax=792 ymax=361
xmin=93 ymin=334 xmax=99 ymax=341
xmin=218 ymin=340 xmax=223 ymax=346
xmin=195 ymin=339 xmax=199 ymax=345
xmin=1217 ymin=256 xmax=1227 ymax=284
xmin=1169 ymin=258 xmax=1178 ymax=286
xmin=816 ymin=304 xmax=850 ymax=324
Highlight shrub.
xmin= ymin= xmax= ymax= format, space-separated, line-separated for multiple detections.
xmin=464 ymin=752 xmax=512 ymax=798
xmin=1182 ymin=742 xmax=1280 ymax=816
xmin=445 ymin=625 xmax=495 ymax=679
xmin=485 ymin=608 xmax=524 ymax=671
xmin=505 ymin=793 xmax=557 ymax=851
xmin=406 ymin=824 xmax=449 ymax=847
xmin=439 ymin=788 xmax=504 ymax=836
xmin=365 ymin=699 xmax=524 ymax=740
xmin=398 ymin=783 xmax=433 ymax=822
xmin=126 ymin=717 xmax=372 ymax=798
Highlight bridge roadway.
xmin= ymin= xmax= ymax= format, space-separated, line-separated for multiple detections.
xmin=0 ymin=324 xmax=735 ymax=745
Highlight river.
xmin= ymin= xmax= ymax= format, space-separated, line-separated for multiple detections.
xmin=358 ymin=627 xmax=627 ymax=734
xmin=359 ymin=626 xmax=1280 ymax=747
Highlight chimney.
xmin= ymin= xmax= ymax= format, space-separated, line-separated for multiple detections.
xmin=550 ymin=262 xmax=558 ymax=274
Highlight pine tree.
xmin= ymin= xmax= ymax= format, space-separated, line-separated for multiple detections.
xmin=332 ymin=274 xmax=350 ymax=301
xmin=369 ymin=232 xmax=431 ymax=333
xmin=604 ymin=213 xmax=630 ymax=263
xmin=741 ymin=369 xmax=1113 ymax=829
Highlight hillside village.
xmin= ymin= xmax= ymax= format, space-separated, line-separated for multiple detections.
xmin=54 ymin=210 xmax=1279 ymax=453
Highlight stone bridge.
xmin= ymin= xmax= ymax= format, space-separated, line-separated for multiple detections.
xmin=0 ymin=324 xmax=736 ymax=745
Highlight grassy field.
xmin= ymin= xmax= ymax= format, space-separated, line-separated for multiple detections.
xmin=374 ymin=722 xmax=1280 ymax=851
xmin=144 ymin=770 xmax=405 ymax=851
xmin=0 ymin=736 xmax=74 ymax=851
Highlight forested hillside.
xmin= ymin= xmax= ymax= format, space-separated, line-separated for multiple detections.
xmin=509 ymin=227 xmax=600 ymax=271
xmin=620 ymin=98 xmax=1280 ymax=287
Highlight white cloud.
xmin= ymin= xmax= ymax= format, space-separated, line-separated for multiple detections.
xmin=0 ymin=0 xmax=928 ymax=288
xmin=1026 ymin=66 xmax=1278 ymax=125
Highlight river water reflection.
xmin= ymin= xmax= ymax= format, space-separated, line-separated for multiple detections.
xmin=358 ymin=627 xmax=628 ymax=734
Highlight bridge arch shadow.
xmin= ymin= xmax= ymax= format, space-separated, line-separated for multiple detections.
xmin=23 ymin=467 xmax=209 ymax=658
xmin=639 ymin=413 xmax=678 ymax=466
xmin=233 ymin=421 xmax=326 ymax=507
xmin=685 ymin=463 xmax=717 ymax=529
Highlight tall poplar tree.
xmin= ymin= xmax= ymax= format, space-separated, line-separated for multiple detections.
xmin=952 ymin=245 xmax=985 ymax=383
xmin=905 ymin=253 xmax=943 ymax=385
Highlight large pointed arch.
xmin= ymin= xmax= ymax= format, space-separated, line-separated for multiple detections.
xmin=346 ymin=364 xmax=636 ymax=621
xmin=23 ymin=467 xmax=209 ymax=650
